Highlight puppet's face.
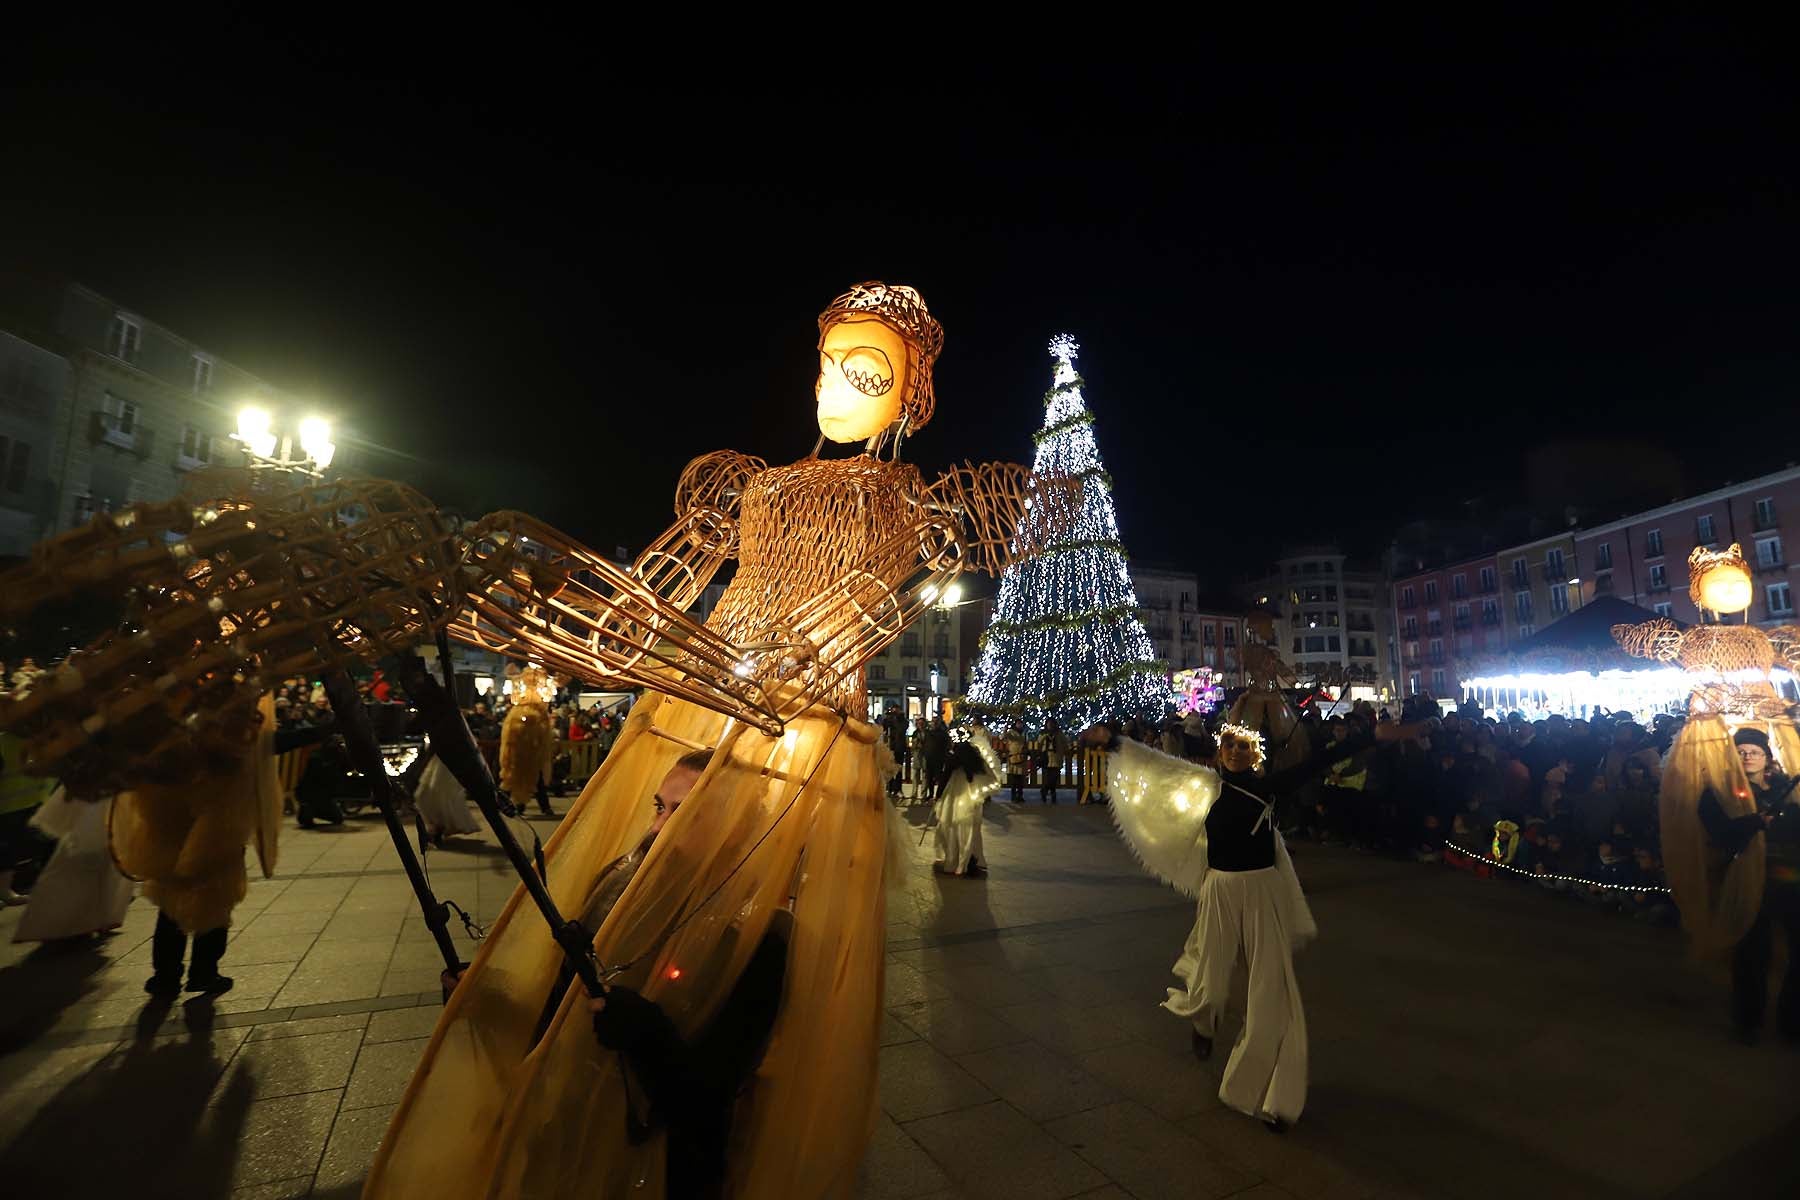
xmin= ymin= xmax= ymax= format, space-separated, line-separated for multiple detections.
xmin=816 ymin=318 xmax=907 ymax=443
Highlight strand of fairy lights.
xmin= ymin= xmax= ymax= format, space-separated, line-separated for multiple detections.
xmin=1440 ymin=842 xmax=1672 ymax=893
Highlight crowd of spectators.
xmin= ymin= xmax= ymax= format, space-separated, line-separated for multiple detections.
xmin=1164 ymin=698 xmax=1691 ymax=926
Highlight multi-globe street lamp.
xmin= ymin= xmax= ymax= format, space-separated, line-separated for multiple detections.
xmin=233 ymin=404 xmax=336 ymax=471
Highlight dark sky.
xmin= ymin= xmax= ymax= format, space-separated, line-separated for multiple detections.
xmin=4 ymin=30 xmax=1795 ymax=586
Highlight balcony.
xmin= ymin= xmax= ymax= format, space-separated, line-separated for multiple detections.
xmin=1755 ymin=558 xmax=1788 ymax=576
xmin=1755 ymin=509 xmax=1779 ymax=533
xmin=1426 ymin=623 xmax=1444 ymax=637
xmin=1541 ymin=562 xmax=1567 ymax=583
xmin=1481 ymin=612 xmax=1500 ymax=626
xmin=1452 ymin=617 xmax=1472 ymax=631
xmin=87 ymin=411 xmax=154 ymax=458
xmin=1427 ymin=652 xmax=1446 ymax=666
xmin=1478 ymin=581 xmax=1496 ymax=595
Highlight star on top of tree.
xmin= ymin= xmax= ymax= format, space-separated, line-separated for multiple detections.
xmin=1048 ymin=333 xmax=1080 ymax=365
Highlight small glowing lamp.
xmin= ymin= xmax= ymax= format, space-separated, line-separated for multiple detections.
xmin=236 ymin=405 xmax=277 ymax=458
xmin=299 ymin=416 xmax=335 ymax=468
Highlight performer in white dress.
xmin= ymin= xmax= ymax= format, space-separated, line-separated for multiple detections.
xmin=12 ymin=788 xmax=134 ymax=943
xmin=934 ymin=728 xmax=1004 ymax=877
xmin=1084 ymin=715 xmax=1420 ymax=1131
xmin=413 ymin=746 xmax=483 ymax=843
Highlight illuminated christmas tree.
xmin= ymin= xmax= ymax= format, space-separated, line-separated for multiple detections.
xmin=963 ymin=335 xmax=1171 ymax=733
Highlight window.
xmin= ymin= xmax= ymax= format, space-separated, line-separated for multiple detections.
xmin=1515 ymin=592 xmax=1534 ymax=624
xmin=1327 ymin=635 xmax=1340 ymax=652
xmin=108 ymin=314 xmax=142 ymax=362
xmin=1222 ymin=625 xmax=1235 ymax=646
xmin=1401 ymin=586 xmax=1415 ymax=608
xmin=902 ymin=665 xmax=921 ymax=682
xmin=1550 ymin=583 xmax=1568 ymax=615
xmin=868 ymin=664 xmax=886 ymax=681
xmin=1426 ymin=610 xmax=1442 ymax=636
xmin=1303 ymin=586 xmax=1322 ymax=603
xmin=1595 ymin=542 xmax=1613 ymax=570
xmin=73 ymin=493 xmax=96 ymax=523
xmin=1756 ymin=497 xmax=1777 ymax=531
xmin=1403 ymin=616 xmax=1418 ymax=637
xmin=1324 ymin=585 xmax=1338 ymax=601
xmin=1452 ymin=573 xmax=1467 ymax=598
xmin=1408 ymin=672 xmax=1422 ymax=695
xmin=1432 ymin=669 xmax=1447 ymax=693
xmin=1512 ymin=558 xmax=1528 ymax=588
xmin=101 ymin=392 xmax=138 ymax=448
xmin=931 ymin=636 xmax=950 ymax=659
xmin=1654 ymin=602 xmax=1673 ymax=618
xmin=1202 ymin=623 xmax=1215 ymax=644
xmin=1406 ymin=640 xmax=1420 ymax=662
xmin=1757 ymin=537 xmax=1783 ymax=568
xmin=1454 ymin=602 xmax=1470 ymax=627
xmin=1304 ymin=636 xmax=1326 ymax=653
xmin=1303 ymin=561 xmax=1320 ymax=574
xmin=1179 ymin=590 xmax=1191 ymax=609
xmin=1517 ymin=624 xmax=1535 ymax=638
xmin=1546 ymin=548 xmax=1565 ymax=578
xmin=179 ymin=425 xmax=214 ymax=467
xmin=191 ymin=353 xmax=214 ymax=392
xmin=1770 ymin=583 xmax=1795 ymax=616
xmin=1645 ymin=528 xmax=1664 ymax=558
xmin=1429 ymin=638 xmax=1444 ymax=662
xmin=1696 ymin=515 xmax=1715 ymax=545
xmin=3 ymin=438 xmax=27 ymax=493
xmin=1479 ymin=565 xmax=1496 ymax=592
xmin=1292 ymin=637 xmax=1303 ymax=654
xmin=1482 ymin=598 xmax=1500 ymax=625
xmin=1649 ymin=563 xmax=1668 ymax=591
xmin=901 ymin=633 xmax=920 ymax=656
xmin=1423 ymin=580 xmax=1438 ymax=603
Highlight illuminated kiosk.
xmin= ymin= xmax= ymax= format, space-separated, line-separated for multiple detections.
xmin=1461 ymin=596 xmax=1702 ymax=720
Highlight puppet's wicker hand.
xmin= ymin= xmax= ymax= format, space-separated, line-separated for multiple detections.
xmin=672 ymin=450 xmax=767 ymax=519
xmin=926 ymin=462 xmax=1082 ymax=576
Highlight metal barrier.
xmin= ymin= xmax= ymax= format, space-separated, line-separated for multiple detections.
xmin=1079 ymin=748 xmax=1109 ymax=804
xmin=276 ymin=747 xmax=314 ymax=814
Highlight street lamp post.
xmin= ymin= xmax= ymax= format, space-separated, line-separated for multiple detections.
xmin=234 ymin=404 xmax=336 ymax=473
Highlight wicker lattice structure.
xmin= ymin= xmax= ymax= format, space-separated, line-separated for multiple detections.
xmin=0 ymin=472 xmax=466 ymax=793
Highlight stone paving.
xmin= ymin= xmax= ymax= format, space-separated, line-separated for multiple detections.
xmin=2 ymin=789 xmax=1797 ymax=1198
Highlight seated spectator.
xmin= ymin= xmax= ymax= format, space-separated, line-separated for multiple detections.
xmin=1581 ymin=838 xmax=1640 ymax=910
xmin=1626 ymin=845 xmax=1677 ymax=925
xmin=1531 ymin=828 xmax=1581 ymax=893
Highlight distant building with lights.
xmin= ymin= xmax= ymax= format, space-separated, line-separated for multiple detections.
xmin=866 ymin=591 xmax=963 ymax=723
xmin=1574 ymin=464 xmax=1800 ymax=627
xmin=1389 ymin=465 xmax=1800 ymax=701
xmin=1249 ymin=548 xmax=1397 ymax=700
xmin=0 ymin=282 xmax=314 ymax=543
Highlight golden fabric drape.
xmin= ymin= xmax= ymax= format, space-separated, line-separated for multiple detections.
xmin=1661 ymin=714 xmax=1765 ymax=956
xmin=365 ymin=692 xmax=889 ymax=1200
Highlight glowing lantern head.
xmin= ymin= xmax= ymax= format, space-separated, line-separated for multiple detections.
xmin=1690 ymin=544 xmax=1753 ymax=615
xmin=814 ymin=282 xmax=943 ymax=443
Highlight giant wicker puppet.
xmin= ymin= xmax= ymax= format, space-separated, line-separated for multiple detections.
xmin=0 ymin=282 xmax=1072 ymax=1200
xmin=1613 ymin=544 xmax=1800 ymax=956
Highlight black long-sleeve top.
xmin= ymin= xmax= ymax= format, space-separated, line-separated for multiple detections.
xmin=1209 ymin=732 xmax=1375 ymax=872
xmin=592 ymin=910 xmax=792 ymax=1200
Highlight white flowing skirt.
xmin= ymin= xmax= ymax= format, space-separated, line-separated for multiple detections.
xmin=414 ymin=757 xmax=482 ymax=837
xmin=1162 ymin=864 xmax=1311 ymax=1124
xmin=933 ymin=780 xmax=985 ymax=875
xmin=14 ymin=794 xmax=135 ymax=943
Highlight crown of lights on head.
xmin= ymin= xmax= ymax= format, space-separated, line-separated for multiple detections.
xmin=1217 ymin=721 xmax=1267 ymax=769
xmin=818 ymin=281 xmax=944 ymax=432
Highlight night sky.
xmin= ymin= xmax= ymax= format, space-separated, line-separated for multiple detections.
xmin=4 ymin=31 xmax=1795 ymax=588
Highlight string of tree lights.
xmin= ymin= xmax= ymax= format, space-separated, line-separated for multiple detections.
xmin=963 ymin=335 xmax=1171 ymax=733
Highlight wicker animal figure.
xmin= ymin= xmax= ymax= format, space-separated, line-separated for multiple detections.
xmin=370 ymin=283 xmax=1076 ymax=1200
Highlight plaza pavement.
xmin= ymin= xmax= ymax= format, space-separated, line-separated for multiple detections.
xmin=2 ymin=789 xmax=1796 ymax=1199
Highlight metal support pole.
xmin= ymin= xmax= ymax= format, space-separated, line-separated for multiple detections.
xmin=321 ymin=669 xmax=462 ymax=974
xmin=389 ymin=651 xmax=602 ymax=996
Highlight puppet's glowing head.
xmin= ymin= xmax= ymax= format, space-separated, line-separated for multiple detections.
xmin=816 ymin=318 xmax=908 ymax=442
xmin=816 ymin=282 xmax=943 ymax=442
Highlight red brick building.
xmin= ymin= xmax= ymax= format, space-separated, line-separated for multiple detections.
xmin=1575 ymin=464 xmax=1800 ymax=626
xmin=1391 ymin=552 xmax=1509 ymax=699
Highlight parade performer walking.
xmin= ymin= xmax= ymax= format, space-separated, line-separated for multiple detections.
xmin=1084 ymin=711 xmax=1420 ymax=1130
xmin=934 ymin=727 xmax=1004 ymax=877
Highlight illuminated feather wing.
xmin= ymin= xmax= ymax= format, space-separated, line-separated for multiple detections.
xmin=1104 ymin=738 xmax=1220 ymax=897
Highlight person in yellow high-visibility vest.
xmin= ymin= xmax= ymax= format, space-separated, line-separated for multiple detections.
xmin=0 ymin=732 xmax=59 ymax=906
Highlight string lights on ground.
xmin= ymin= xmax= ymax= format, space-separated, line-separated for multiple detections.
xmin=1441 ymin=843 xmax=1672 ymax=893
